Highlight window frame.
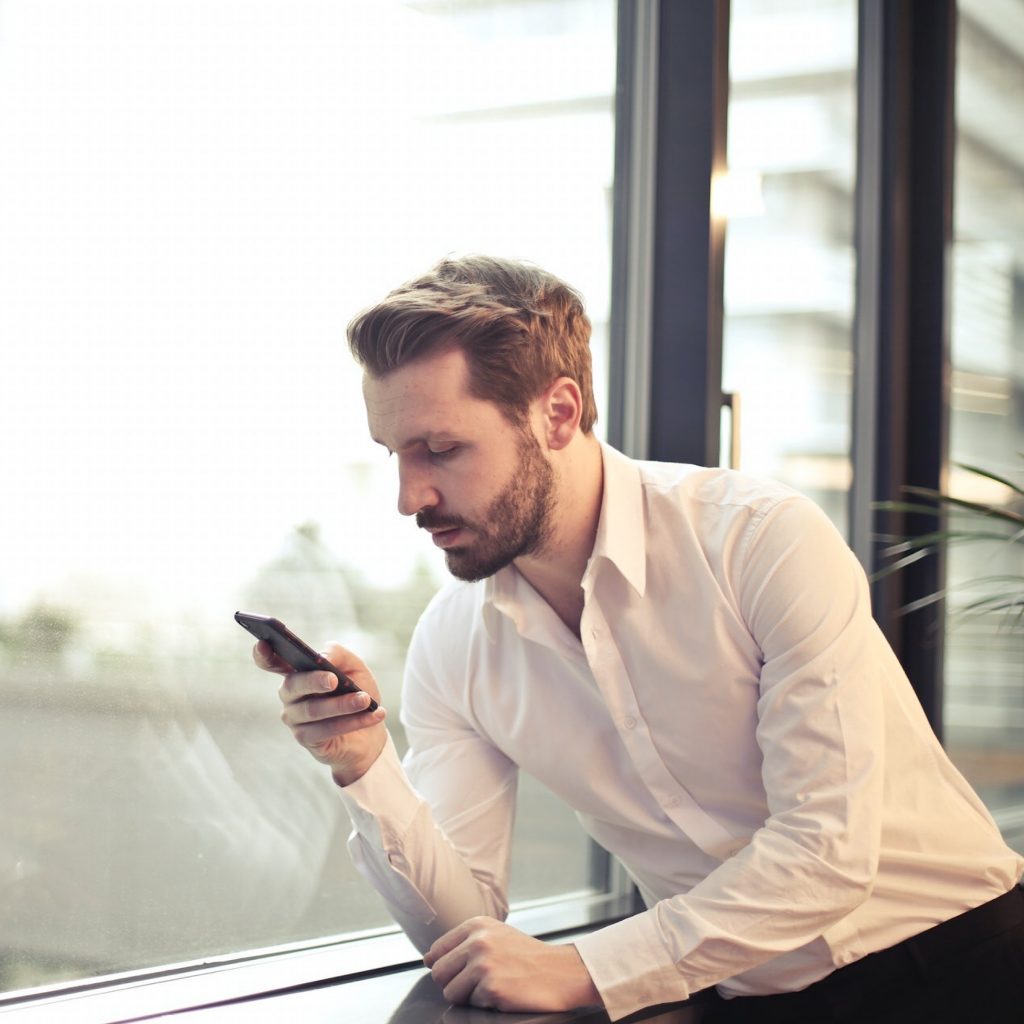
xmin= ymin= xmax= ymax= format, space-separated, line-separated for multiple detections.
xmin=849 ymin=0 xmax=957 ymax=733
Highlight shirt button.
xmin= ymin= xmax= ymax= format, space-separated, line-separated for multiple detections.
xmin=623 ymin=716 xmax=637 ymax=730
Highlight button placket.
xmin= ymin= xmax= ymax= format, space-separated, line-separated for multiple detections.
xmin=582 ymin=603 xmax=740 ymax=859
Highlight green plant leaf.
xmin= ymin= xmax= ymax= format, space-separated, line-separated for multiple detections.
xmin=896 ymin=590 xmax=947 ymax=616
xmin=873 ymin=459 xmax=1024 ymax=633
xmin=900 ymin=487 xmax=1024 ymax=526
xmin=870 ymin=547 xmax=936 ymax=581
xmin=954 ymin=462 xmax=1024 ymax=497
xmin=874 ymin=500 xmax=946 ymax=518
xmin=879 ymin=529 xmax=1013 ymax=557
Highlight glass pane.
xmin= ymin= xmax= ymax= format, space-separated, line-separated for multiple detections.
xmin=722 ymin=0 xmax=858 ymax=533
xmin=0 ymin=0 xmax=616 ymax=993
xmin=943 ymin=0 xmax=1024 ymax=852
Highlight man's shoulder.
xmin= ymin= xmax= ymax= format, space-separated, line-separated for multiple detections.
xmin=404 ymin=578 xmax=486 ymax=691
xmin=417 ymin=576 xmax=487 ymax=628
xmin=629 ymin=455 xmax=803 ymax=519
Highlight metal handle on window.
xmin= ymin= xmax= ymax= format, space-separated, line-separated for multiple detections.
xmin=722 ymin=391 xmax=741 ymax=470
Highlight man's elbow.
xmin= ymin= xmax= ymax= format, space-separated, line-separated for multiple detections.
xmin=768 ymin=818 xmax=880 ymax=916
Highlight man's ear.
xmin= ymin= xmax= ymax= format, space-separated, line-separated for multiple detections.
xmin=539 ymin=377 xmax=583 ymax=451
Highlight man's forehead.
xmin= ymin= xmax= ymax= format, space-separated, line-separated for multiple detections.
xmin=361 ymin=346 xmax=469 ymax=401
xmin=361 ymin=349 xmax=494 ymax=447
xmin=364 ymin=344 xmax=468 ymax=391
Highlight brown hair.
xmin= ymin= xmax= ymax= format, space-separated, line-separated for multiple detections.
xmin=347 ymin=255 xmax=597 ymax=433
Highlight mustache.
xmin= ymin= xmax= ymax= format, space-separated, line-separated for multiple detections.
xmin=416 ymin=510 xmax=469 ymax=531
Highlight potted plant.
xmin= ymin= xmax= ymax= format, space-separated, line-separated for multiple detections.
xmin=874 ymin=460 xmax=1024 ymax=627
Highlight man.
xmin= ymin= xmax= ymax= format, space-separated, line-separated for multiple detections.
xmin=255 ymin=256 xmax=1024 ymax=1022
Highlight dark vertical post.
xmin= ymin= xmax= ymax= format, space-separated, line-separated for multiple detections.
xmin=851 ymin=0 xmax=957 ymax=734
xmin=646 ymin=0 xmax=730 ymax=466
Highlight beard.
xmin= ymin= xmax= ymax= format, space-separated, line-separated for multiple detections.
xmin=416 ymin=429 xmax=556 ymax=582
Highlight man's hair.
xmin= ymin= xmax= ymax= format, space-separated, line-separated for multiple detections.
xmin=347 ymin=255 xmax=598 ymax=433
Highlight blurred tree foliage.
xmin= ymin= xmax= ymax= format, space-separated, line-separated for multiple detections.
xmin=0 ymin=603 xmax=80 ymax=657
xmin=346 ymin=554 xmax=440 ymax=655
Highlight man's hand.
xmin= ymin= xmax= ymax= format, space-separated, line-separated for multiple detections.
xmin=255 ymin=640 xmax=387 ymax=786
xmin=423 ymin=917 xmax=601 ymax=1013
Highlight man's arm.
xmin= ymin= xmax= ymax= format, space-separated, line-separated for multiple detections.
xmin=292 ymin=624 xmax=604 ymax=1015
xmin=337 ymin=724 xmax=518 ymax=952
xmin=262 ymin=633 xmax=523 ymax=955
xmin=573 ymin=495 xmax=889 ymax=1018
xmin=336 ymin=608 xmax=611 ymax=1015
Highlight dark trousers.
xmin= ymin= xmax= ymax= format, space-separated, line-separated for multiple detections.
xmin=703 ymin=884 xmax=1024 ymax=1023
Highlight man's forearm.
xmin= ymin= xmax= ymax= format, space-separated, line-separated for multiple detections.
xmin=337 ymin=733 xmax=512 ymax=951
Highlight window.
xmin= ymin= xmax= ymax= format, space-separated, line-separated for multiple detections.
xmin=0 ymin=0 xmax=617 ymax=997
xmin=722 ymin=0 xmax=858 ymax=533
xmin=943 ymin=0 xmax=1024 ymax=852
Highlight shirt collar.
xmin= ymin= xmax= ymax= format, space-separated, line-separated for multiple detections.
xmin=481 ymin=442 xmax=647 ymax=639
xmin=586 ymin=442 xmax=647 ymax=598
xmin=482 ymin=565 xmax=516 ymax=639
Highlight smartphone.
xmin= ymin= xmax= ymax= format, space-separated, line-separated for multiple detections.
xmin=234 ymin=610 xmax=378 ymax=711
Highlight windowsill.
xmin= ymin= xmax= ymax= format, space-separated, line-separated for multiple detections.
xmin=0 ymin=891 xmax=649 ymax=1024
xmin=138 ymin=959 xmax=709 ymax=1024
xmin=1 ymin=945 xmax=708 ymax=1024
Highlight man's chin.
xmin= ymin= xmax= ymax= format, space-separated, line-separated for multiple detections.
xmin=444 ymin=555 xmax=491 ymax=583
xmin=444 ymin=547 xmax=515 ymax=584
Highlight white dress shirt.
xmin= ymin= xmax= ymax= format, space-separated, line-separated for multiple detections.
xmin=338 ymin=444 xmax=1023 ymax=1021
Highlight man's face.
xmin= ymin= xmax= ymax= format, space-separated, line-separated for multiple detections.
xmin=363 ymin=347 xmax=556 ymax=582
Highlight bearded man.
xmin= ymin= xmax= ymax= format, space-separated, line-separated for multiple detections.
xmin=256 ymin=255 xmax=1024 ymax=1023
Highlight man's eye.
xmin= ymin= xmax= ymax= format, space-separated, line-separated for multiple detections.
xmin=428 ymin=447 xmax=457 ymax=461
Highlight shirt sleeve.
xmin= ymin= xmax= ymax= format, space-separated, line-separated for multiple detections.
xmin=576 ymin=494 xmax=888 ymax=1019
xmin=336 ymin=610 xmax=519 ymax=954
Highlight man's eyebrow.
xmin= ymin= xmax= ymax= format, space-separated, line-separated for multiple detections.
xmin=371 ymin=432 xmax=451 ymax=453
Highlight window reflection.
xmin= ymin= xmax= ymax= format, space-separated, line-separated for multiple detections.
xmin=722 ymin=0 xmax=858 ymax=534
xmin=943 ymin=0 xmax=1024 ymax=853
xmin=0 ymin=0 xmax=615 ymax=992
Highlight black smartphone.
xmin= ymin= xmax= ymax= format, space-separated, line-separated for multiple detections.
xmin=234 ymin=611 xmax=378 ymax=711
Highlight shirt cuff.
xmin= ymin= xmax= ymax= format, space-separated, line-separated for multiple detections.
xmin=335 ymin=733 xmax=424 ymax=848
xmin=574 ymin=912 xmax=694 ymax=1021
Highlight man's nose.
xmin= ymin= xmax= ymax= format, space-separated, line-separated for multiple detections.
xmin=397 ymin=461 xmax=439 ymax=517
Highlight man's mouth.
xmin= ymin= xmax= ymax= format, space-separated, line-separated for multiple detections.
xmin=428 ymin=525 xmax=465 ymax=549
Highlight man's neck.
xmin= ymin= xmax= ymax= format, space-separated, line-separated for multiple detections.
xmin=514 ymin=436 xmax=604 ymax=639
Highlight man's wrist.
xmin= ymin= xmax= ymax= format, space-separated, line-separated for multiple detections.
xmin=565 ymin=944 xmax=603 ymax=1008
xmin=330 ymin=734 xmax=388 ymax=788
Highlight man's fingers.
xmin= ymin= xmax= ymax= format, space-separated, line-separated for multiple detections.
xmin=434 ymin=952 xmax=503 ymax=1010
xmin=252 ymin=639 xmax=291 ymax=674
xmin=442 ymin=970 xmax=481 ymax=1008
xmin=428 ymin=947 xmax=477 ymax=1002
xmin=320 ymin=641 xmax=373 ymax=680
xmin=285 ymin=688 xmax=375 ymax=723
xmin=288 ymin=705 xmax=386 ymax=747
xmin=254 ymin=640 xmax=379 ymax=700
xmin=423 ymin=922 xmax=472 ymax=969
xmin=425 ymin=920 xmax=595 ymax=1014
xmin=293 ymin=709 xmax=385 ymax=750
xmin=426 ymin=919 xmax=507 ymax=1005
xmin=278 ymin=669 xmax=344 ymax=706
